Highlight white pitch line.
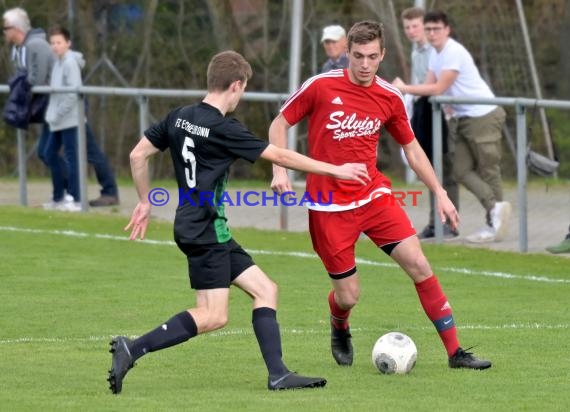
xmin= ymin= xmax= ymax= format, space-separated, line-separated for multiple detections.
xmin=0 ymin=225 xmax=175 ymax=245
xmin=1 ymin=323 xmax=568 ymax=345
xmin=2 ymin=225 xmax=569 ymax=284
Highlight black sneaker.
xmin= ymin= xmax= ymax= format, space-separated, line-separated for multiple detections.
xmin=268 ymin=371 xmax=327 ymax=390
xmin=419 ymin=224 xmax=459 ymax=240
xmin=107 ymin=336 xmax=135 ymax=394
xmin=331 ymin=325 xmax=353 ymax=366
xmin=418 ymin=224 xmax=436 ymax=239
xmin=89 ymin=195 xmax=120 ymax=207
xmin=444 ymin=224 xmax=459 ymax=239
xmin=448 ymin=347 xmax=492 ymax=370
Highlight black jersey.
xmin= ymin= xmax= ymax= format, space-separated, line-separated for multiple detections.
xmin=144 ymin=102 xmax=269 ymax=245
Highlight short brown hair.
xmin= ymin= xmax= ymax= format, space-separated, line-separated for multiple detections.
xmin=206 ymin=51 xmax=252 ymax=92
xmin=347 ymin=20 xmax=385 ymax=51
xmin=48 ymin=25 xmax=71 ymax=41
xmin=401 ymin=7 xmax=425 ymax=21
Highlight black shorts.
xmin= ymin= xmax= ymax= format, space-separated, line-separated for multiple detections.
xmin=176 ymin=238 xmax=255 ymax=290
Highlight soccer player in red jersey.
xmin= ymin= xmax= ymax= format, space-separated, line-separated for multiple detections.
xmin=269 ymin=20 xmax=491 ymax=370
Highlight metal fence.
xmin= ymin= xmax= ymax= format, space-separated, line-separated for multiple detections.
xmin=2 ymin=84 xmax=569 ymax=253
xmin=2 ymin=84 xmax=288 ymax=209
xmin=430 ymin=95 xmax=570 ymax=252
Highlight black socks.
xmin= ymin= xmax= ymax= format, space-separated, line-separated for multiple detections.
xmin=130 ymin=310 xmax=198 ymax=361
xmin=128 ymin=307 xmax=289 ymax=378
xmin=252 ymin=307 xmax=289 ymax=377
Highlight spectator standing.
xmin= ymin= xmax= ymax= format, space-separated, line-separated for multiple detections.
xmin=44 ymin=26 xmax=119 ymax=211
xmin=321 ymin=25 xmax=349 ymax=73
xmin=400 ymin=7 xmax=458 ymax=239
xmin=2 ymin=8 xmax=69 ymax=205
xmin=393 ymin=10 xmax=511 ymax=243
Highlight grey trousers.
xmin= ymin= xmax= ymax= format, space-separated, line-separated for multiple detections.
xmin=449 ymin=107 xmax=507 ymax=213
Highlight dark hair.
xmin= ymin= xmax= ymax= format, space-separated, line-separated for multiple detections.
xmin=48 ymin=25 xmax=71 ymax=41
xmin=206 ymin=50 xmax=252 ymax=92
xmin=424 ymin=10 xmax=450 ymax=26
xmin=401 ymin=7 xmax=425 ymax=20
xmin=347 ymin=20 xmax=385 ymax=51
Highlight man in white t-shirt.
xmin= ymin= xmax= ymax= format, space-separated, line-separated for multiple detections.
xmin=399 ymin=7 xmax=458 ymax=240
xmin=393 ymin=10 xmax=510 ymax=243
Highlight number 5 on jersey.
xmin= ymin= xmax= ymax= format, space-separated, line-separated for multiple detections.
xmin=182 ymin=136 xmax=197 ymax=188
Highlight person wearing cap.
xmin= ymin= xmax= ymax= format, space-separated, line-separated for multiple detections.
xmin=321 ymin=25 xmax=348 ymax=73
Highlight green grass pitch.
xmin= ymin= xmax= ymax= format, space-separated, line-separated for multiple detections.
xmin=1 ymin=206 xmax=569 ymax=411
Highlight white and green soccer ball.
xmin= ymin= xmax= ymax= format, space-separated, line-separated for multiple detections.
xmin=372 ymin=332 xmax=417 ymax=374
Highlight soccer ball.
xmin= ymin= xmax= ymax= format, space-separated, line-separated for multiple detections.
xmin=371 ymin=332 xmax=417 ymax=374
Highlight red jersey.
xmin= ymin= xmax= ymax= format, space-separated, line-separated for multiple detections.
xmin=281 ymin=69 xmax=415 ymax=211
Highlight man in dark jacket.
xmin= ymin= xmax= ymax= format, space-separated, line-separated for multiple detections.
xmin=3 ymin=7 xmax=68 ymax=206
xmin=3 ymin=8 xmax=120 ymax=208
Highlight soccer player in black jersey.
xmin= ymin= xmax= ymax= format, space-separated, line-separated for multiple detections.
xmin=107 ymin=50 xmax=370 ymax=394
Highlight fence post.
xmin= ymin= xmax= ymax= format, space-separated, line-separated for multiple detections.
xmin=515 ymin=102 xmax=528 ymax=252
xmin=138 ymin=95 xmax=149 ymax=137
xmin=77 ymin=94 xmax=88 ymax=211
xmin=16 ymin=128 xmax=27 ymax=206
xmin=432 ymin=101 xmax=443 ymax=243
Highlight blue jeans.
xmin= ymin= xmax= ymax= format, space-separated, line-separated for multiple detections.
xmin=37 ymin=122 xmax=69 ymax=197
xmin=44 ymin=124 xmax=118 ymax=202
xmin=85 ymin=123 xmax=118 ymax=198
xmin=46 ymin=127 xmax=79 ymax=201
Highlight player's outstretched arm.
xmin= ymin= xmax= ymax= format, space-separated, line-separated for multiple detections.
xmin=124 ymin=137 xmax=160 ymax=240
xmin=261 ymin=144 xmax=370 ymax=188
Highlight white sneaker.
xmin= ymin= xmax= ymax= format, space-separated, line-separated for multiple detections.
xmin=465 ymin=226 xmax=496 ymax=243
xmin=490 ymin=201 xmax=512 ymax=241
xmin=43 ymin=194 xmax=74 ymax=210
xmin=56 ymin=201 xmax=82 ymax=212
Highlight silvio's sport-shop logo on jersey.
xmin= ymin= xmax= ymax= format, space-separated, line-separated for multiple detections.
xmin=326 ymin=111 xmax=382 ymax=141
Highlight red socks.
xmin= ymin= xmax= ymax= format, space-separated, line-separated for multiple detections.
xmin=328 ymin=276 xmax=460 ymax=357
xmin=415 ymin=275 xmax=460 ymax=357
xmin=328 ymin=290 xmax=351 ymax=330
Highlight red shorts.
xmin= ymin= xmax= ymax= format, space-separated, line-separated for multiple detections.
xmin=308 ymin=194 xmax=416 ymax=276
